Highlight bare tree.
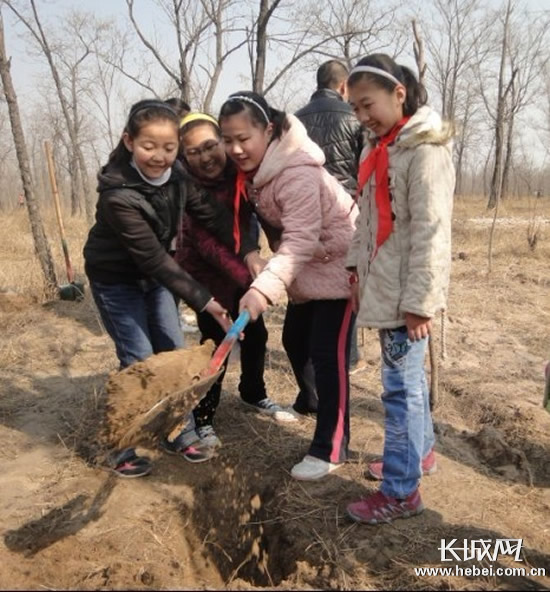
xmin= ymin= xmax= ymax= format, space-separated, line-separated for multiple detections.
xmin=86 ymin=20 xmax=125 ymax=155
xmin=302 ymin=0 xmax=405 ymax=69
xmin=251 ymin=0 xmax=282 ymax=93
xmin=246 ymin=0 xmax=405 ymax=97
xmin=476 ymin=0 xmax=515 ymax=210
xmin=421 ymin=0 xmax=486 ymax=195
xmin=412 ymin=19 xmax=426 ymax=85
xmin=500 ymin=11 xmax=550 ymax=199
xmin=475 ymin=1 xmax=549 ymax=209
xmin=3 ymin=0 xmax=95 ymax=221
xmin=0 ymin=7 xmax=57 ymax=294
xmin=125 ymin=0 xmax=247 ymax=111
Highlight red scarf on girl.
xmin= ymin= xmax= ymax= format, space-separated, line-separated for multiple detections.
xmin=232 ymin=169 xmax=248 ymax=253
xmin=356 ymin=116 xmax=410 ymax=257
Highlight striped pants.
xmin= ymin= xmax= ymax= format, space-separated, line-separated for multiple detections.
xmin=282 ymin=299 xmax=354 ymax=463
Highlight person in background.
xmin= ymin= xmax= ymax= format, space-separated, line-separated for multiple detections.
xmin=219 ymin=91 xmax=357 ymax=481
xmin=83 ymin=99 xmax=258 ymax=475
xmin=295 ymin=60 xmax=365 ymax=409
xmin=174 ymin=112 xmax=297 ymax=457
xmin=344 ymin=53 xmax=454 ymax=523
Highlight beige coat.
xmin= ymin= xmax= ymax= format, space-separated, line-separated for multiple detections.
xmin=249 ymin=115 xmax=358 ymax=304
xmin=346 ymin=106 xmax=455 ymax=329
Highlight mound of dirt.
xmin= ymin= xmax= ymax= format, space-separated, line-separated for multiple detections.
xmin=102 ymin=341 xmax=219 ymax=450
xmin=468 ymin=425 xmax=533 ymax=484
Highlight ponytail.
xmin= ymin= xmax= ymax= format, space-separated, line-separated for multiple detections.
xmin=399 ymin=65 xmax=428 ymax=117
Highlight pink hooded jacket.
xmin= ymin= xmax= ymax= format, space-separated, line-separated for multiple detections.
xmin=248 ymin=115 xmax=358 ymax=304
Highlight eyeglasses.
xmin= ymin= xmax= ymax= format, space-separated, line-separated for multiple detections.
xmin=184 ymin=140 xmax=221 ymax=159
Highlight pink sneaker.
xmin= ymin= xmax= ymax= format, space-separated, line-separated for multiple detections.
xmin=367 ymin=448 xmax=437 ymax=481
xmin=347 ymin=489 xmax=424 ymax=524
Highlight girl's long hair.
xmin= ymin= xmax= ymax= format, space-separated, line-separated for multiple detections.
xmin=348 ymin=54 xmax=428 ymax=117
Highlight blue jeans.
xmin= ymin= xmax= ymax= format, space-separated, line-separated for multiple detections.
xmin=91 ymin=279 xmax=184 ymax=369
xmin=91 ymin=279 xmax=197 ymax=443
xmin=379 ymin=327 xmax=435 ymax=499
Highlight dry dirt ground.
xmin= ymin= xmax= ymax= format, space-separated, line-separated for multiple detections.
xmin=0 ymin=197 xmax=549 ymax=591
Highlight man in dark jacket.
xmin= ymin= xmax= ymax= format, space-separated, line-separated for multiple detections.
xmin=295 ymin=60 xmax=362 ymax=195
xmin=291 ymin=61 xmax=364 ymax=415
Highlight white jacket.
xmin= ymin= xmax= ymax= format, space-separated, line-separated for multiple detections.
xmin=346 ymin=106 xmax=455 ymax=329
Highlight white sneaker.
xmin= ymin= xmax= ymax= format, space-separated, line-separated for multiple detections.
xmin=274 ymin=406 xmax=300 ymax=423
xmin=196 ymin=425 xmax=221 ymax=448
xmin=242 ymin=398 xmax=298 ymax=423
xmin=290 ymin=455 xmax=342 ymax=481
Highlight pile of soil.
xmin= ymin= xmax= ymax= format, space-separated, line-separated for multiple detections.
xmin=103 ymin=341 xmax=219 ymax=449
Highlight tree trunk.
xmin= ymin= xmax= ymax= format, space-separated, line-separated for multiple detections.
xmin=253 ymin=0 xmax=269 ymax=94
xmin=501 ymin=112 xmax=515 ymax=200
xmin=412 ymin=19 xmax=427 ymax=85
xmin=69 ymin=146 xmax=82 ymax=216
xmin=487 ymin=0 xmax=512 ymax=209
xmin=0 ymin=9 xmax=57 ymax=296
xmin=75 ymin=144 xmax=93 ymax=221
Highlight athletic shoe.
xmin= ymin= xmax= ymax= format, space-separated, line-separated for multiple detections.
xmin=196 ymin=425 xmax=222 ymax=448
xmin=290 ymin=455 xmax=342 ymax=480
xmin=242 ymin=397 xmax=298 ymax=423
xmin=367 ymin=449 xmax=437 ymax=481
xmin=181 ymin=443 xmax=215 ymax=463
xmin=347 ymin=489 xmax=424 ymax=524
xmin=110 ymin=447 xmax=152 ymax=478
xmin=159 ymin=437 xmax=215 ymax=463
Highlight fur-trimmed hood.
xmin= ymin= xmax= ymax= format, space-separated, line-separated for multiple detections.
xmin=253 ymin=115 xmax=326 ymax=188
xmin=364 ymin=105 xmax=454 ymax=150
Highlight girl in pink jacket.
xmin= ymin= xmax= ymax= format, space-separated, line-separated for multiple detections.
xmin=218 ymin=91 xmax=358 ymax=481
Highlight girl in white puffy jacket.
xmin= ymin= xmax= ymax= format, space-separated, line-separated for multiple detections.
xmin=344 ymin=54 xmax=455 ymax=525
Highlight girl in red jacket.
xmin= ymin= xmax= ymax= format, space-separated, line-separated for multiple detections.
xmin=175 ymin=112 xmax=297 ymax=453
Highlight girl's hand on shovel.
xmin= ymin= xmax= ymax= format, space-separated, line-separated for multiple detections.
xmin=205 ymin=299 xmax=232 ymax=333
xmin=239 ymin=288 xmax=269 ymax=322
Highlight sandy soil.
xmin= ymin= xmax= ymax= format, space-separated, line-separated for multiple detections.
xmin=0 ymin=201 xmax=549 ymax=590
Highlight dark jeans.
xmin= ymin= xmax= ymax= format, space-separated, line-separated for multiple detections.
xmin=90 ymin=279 xmax=183 ymax=369
xmin=282 ymin=299 xmax=354 ymax=463
xmin=193 ymin=303 xmax=268 ymax=428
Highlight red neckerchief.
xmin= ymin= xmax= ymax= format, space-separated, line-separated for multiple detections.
xmin=356 ymin=116 xmax=410 ymax=258
xmin=233 ymin=169 xmax=248 ymax=253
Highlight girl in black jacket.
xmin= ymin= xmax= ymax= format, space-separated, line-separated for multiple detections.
xmin=84 ymin=99 xmax=255 ymax=476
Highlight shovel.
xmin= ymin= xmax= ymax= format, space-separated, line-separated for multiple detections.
xmin=44 ymin=140 xmax=85 ymax=301
xmin=117 ymin=310 xmax=251 ymax=448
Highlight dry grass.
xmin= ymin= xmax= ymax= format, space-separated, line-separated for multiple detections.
xmin=1 ymin=196 xmax=550 ymax=591
xmin=0 ymin=206 xmax=88 ymax=300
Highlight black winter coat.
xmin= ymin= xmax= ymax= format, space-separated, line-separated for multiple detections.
xmin=295 ymin=88 xmax=363 ymax=195
xmin=83 ymin=159 xmax=254 ymax=312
